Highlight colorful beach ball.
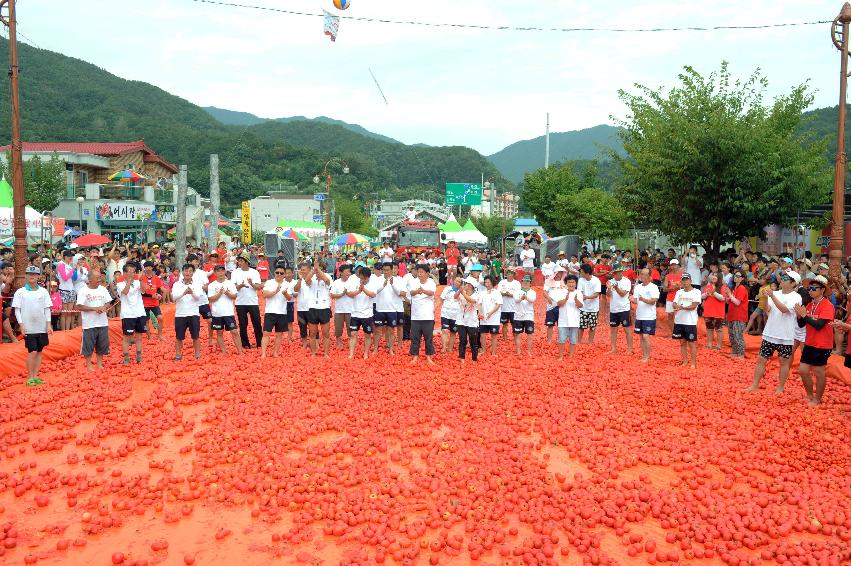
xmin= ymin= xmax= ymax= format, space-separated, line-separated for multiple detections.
xmin=333 ymin=0 xmax=351 ymax=9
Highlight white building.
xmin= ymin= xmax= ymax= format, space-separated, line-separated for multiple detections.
xmin=470 ymin=188 xmax=519 ymax=219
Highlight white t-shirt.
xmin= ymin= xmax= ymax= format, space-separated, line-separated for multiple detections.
xmin=263 ymin=278 xmax=289 ymax=315
xmin=401 ymin=273 xmax=416 ymax=303
xmin=12 ymin=286 xmax=51 ymax=334
xmin=684 ymin=255 xmax=703 ymax=283
xmin=407 ymin=277 xmax=436 ymax=321
xmin=404 ymin=209 xmax=417 ymax=221
xmin=520 ymin=248 xmax=535 ymax=268
xmin=117 ymin=279 xmax=145 ymax=319
xmin=330 ymin=277 xmax=353 ymax=314
xmin=76 ymin=285 xmax=112 ymax=329
xmin=348 ymin=277 xmax=379 ymax=319
xmin=283 ymin=279 xmax=296 ymax=304
xmin=673 ymin=288 xmax=702 ymax=326
xmin=633 ymin=282 xmax=660 ymax=321
xmin=550 ymin=287 xmax=583 ymax=328
xmin=74 ymin=265 xmax=89 ymax=292
xmin=544 ymin=281 xmax=564 ymax=309
xmin=207 ymin=279 xmax=237 ymax=318
xmin=480 ymin=288 xmax=503 ymax=326
xmin=192 ymin=268 xmax=210 ymax=305
xmin=608 ymin=276 xmax=632 ymax=314
xmin=295 ymin=276 xmax=312 ymax=312
xmin=375 ymin=276 xmax=401 ymax=313
xmin=439 ymin=286 xmax=461 ymax=321
xmin=457 ymin=292 xmax=480 ymax=327
xmin=513 ymin=289 xmax=536 ymax=321
xmin=56 ymin=261 xmax=77 ymax=293
xmin=762 ymin=290 xmax=802 ymax=346
xmin=540 ymin=261 xmax=556 ymax=279
xmin=172 ymin=280 xmax=202 ymax=318
xmin=230 ymin=268 xmax=261 ymax=306
xmin=379 ymin=247 xmax=394 ymax=262
xmin=308 ymin=274 xmax=332 ymax=310
xmin=578 ymin=276 xmax=602 ymax=313
xmin=498 ymin=279 xmax=521 ymax=312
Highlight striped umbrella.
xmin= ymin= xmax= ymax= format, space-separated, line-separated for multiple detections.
xmin=335 ymin=233 xmax=369 ymax=246
xmin=107 ymin=169 xmax=148 ymax=182
xmin=280 ymin=228 xmax=308 ymax=241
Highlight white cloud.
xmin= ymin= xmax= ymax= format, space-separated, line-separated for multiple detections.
xmin=15 ymin=0 xmax=843 ymax=154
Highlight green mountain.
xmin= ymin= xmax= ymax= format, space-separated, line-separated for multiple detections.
xmin=0 ymin=37 xmax=506 ymax=218
xmin=204 ymin=106 xmax=401 ymax=144
xmin=488 ymin=124 xmax=624 ymax=183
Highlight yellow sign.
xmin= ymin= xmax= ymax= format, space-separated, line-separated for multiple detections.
xmin=241 ymin=201 xmax=251 ymax=244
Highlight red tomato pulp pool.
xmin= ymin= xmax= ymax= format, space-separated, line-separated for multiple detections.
xmin=0 ymin=303 xmax=848 ymax=565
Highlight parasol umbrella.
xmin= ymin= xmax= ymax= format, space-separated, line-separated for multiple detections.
xmin=280 ymin=228 xmax=308 ymax=241
xmin=108 ymin=169 xmax=148 ymax=183
xmin=335 ymin=233 xmax=369 ymax=246
xmin=72 ymin=233 xmax=111 ymax=247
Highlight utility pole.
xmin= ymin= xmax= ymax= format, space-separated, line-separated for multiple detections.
xmin=0 ymin=0 xmax=26 ymax=288
xmin=544 ymin=112 xmax=550 ymax=169
xmin=830 ymin=3 xmax=851 ymax=282
xmin=209 ymin=154 xmax=219 ymax=248
xmin=175 ymin=165 xmax=188 ymax=268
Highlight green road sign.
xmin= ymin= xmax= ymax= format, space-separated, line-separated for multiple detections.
xmin=445 ymin=183 xmax=482 ymax=205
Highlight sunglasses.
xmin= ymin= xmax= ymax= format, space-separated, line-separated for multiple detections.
xmin=807 ymin=285 xmax=823 ymax=291
xmin=779 ymin=276 xmax=791 ymax=282
xmin=275 ymin=271 xmax=285 ymax=275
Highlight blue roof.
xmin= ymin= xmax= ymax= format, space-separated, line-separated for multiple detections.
xmin=514 ymin=218 xmax=540 ymax=227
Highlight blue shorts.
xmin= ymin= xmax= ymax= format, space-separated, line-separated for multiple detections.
xmin=198 ymin=304 xmax=212 ymax=320
xmin=374 ymin=311 xmax=399 ymax=327
xmin=480 ymin=324 xmax=500 ymax=334
xmin=558 ymin=326 xmax=578 ymax=345
xmin=545 ymin=307 xmax=559 ymax=327
xmin=285 ymin=302 xmax=295 ymax=323
xmin=211 ymin=315 xmax=237 ymax=331
xmin=672 ymin=323 xmax=698 ymax=342
xmin=634 ymin=319 xmax=657 ymax=335
xmin=500 ymin=312 xmax=515 ymax=325
xmin=349 ymin=316 xmax=374 ymax=334
xmin=609 ymin=311 xmax=631 ymax=327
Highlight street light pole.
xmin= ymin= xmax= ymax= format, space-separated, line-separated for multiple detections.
xmin=0 ymin=0 xmax=26 ymax=288
xmin=314 ymin=158 xmax=349 ymax=254
xmin=830 ymin=2 xmax=851 ymax=282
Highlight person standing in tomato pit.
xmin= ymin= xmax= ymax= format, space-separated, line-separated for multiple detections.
xmin=725 ymin=271 xmax=750 ymax=359
xmin=140 ymin=261 xmax=164 ymax=341
xmin=795 ymin=275 xmax=834 ymax=406
xmin=256 ymin=252 xmax=270 ymax=281
xmin=663 ymin=259 xmax=684 ymax=326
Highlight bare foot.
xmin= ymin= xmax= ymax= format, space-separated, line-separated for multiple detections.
xmin=745 ymin=385 xmax=759 ymax=393
xmin=409 ymin=357 xmax=418 ymax=365
xmin=680 ymin=361 xmax=689 ymax=367
xmin=689 ymin=364 xmax=697 ymax=370
xmin=607 ymin=350 xmax=616 ymax=355
xmin=348 ymin=353 xmax=354 ymax=360
xmin=363 ymin=353 xmax=369 ymax=360
xmin=807 ymin=399 xmax=822 ymax=407
xmin=426 ymin=358 xmax=436 ymax=366
xmin=640 ymin=358 xmax=649 ymax=363
xmin=774 ymin=386 xmax=784 ymax=395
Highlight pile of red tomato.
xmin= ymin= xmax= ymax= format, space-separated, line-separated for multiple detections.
xmin=0 ymin=316 xmax=848 ymax=565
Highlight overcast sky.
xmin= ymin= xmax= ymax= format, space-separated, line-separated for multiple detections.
xmin=16 ymin=0 xmax=843 ymax=154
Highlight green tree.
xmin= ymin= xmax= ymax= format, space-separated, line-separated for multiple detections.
xmin=332 ymin=196 xmax=377 ymax=237
xmin=0 ymin=152 xmax=65 ymax=212
xmin=555 ymin=188 xmax=629 ymax=250
xmin=615 ymin=62 xmax=831 ymax=255
xmin=520 ymin=164 xmax=583 ymax=235
xmin=470 ymin=215 xmax=516 ymax=245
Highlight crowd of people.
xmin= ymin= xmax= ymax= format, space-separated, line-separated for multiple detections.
xmin=1 ymin=238 xmax=847 ymax=405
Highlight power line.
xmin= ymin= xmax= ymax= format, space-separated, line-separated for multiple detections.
xmin=189 ymin=0 xmax=830 ymax=34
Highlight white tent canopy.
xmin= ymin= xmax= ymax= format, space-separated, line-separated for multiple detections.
xmin=0 ymin=206 xmax=50 ymax=243
xmin=447 ymin=218 xmax=488 ymax=244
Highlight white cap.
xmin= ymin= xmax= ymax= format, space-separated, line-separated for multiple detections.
xmin=463 ymin=276 xmax=478 ymax=287
xmin=555 ymin=266 xmax=567 ymax=273
xmin=669 ymin=259 xmax=679 ymax=265
xmin=787 ymin=271 xmax=801 ymax=284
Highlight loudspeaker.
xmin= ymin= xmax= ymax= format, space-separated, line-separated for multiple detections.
xmin=544 ymin=235 xmax=580 ymax=260
xmin=275 ymin=237 xmax=297 ymax=269
xmin=264 ymin=233 xmax=279 ymax=258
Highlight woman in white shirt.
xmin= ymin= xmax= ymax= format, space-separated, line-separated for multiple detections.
xmin=437 ymin=274 xmax=461 ymax=353
xmin=479 ymin=276 xmax=503 ymax=356
xmin=455 ymin=277 xmax=481 ymax=363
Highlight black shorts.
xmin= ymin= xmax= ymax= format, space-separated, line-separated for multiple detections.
xmin=440 ymin=317 xmax=457 ymax=332
xmin=175 ymin=315 xmax=200 ymax=341
xmin=211 ymin=315 xmax=237 ymax=331
xmin=24 ymin=332 xmax=48 ymax=353
xmin=122 ymin=316 xmax=147 ymax=336
xmin=307 ymin=307 xmax=331 ymax=325
xmin=286 ymin=302 xmax=295 ymax=323
xmin=704 ymin=317 xmax=725 ymax=330
xmin=198 ymin=304 xmax=212 ymax=320
xmin=480 ymin=324 xmax=500 ymax=334
xmin=263 ymin=313 xmax=288 ymax=333
xmin=500 ymin=312 xmax=515 ymax=325
xmin=758 ymin=339 xmax=793 ymax=360
xmin=672 ymin=323 xmax=698 ymax=342
xmin=144 ymin=305 xmax=162 ymax=317
xmin=374 ymin=311 xmax=398 ymax=327
xmin=800 ymin=345 xmax=831 ymax=367
xmin=349 ymin=316 xmax=374 ymax=334
xmin=580 ymin=311 xmax=598 ymax=329
xmin=512 ymin=320 xmax=534 ymax=334
xmin=609 ymin=311 xmax=631 ymax=327
xmin=81 ymin=327 xmax=109 ymax=357
xmin=545 ymin=307 xmax=559 ymax=327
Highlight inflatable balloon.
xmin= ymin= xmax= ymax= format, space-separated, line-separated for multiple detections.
xmin=333 ymin=0 xmax=351 ymax=9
